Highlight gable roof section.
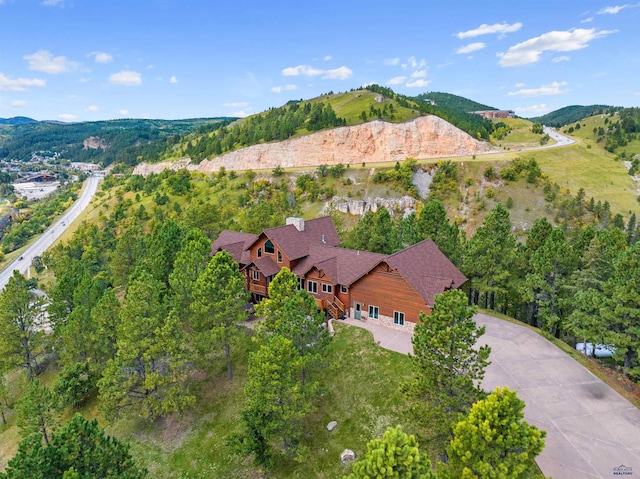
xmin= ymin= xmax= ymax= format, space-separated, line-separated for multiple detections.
xmin=211 ymin=230 xmax=258 ymax=265
xmin=292 ymin=244 xmax=386 ymax=286
xmin=385 ymin=238 xmax=467 ymax=306
xmin=252 ymin=257 xmax=281 ymax=277
xmin=301 ymin=216 xmax=340 ymax=246
xmin=249 ymin=216 xmax=340 ymax=261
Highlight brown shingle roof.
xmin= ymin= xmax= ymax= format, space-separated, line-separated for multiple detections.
xmin=211 ymin=230 xmax=258 ymax=265
xmin=292 ymin=244 xmax=386 ymax=286
xmin=250 ymin=216 xmax=340 ymax=261
xmin=252 ymin=257 xmax=281 ymax=277
xmin=385 ymin=238 xmax=467 ymax=306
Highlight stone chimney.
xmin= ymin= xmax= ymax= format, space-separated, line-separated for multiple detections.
xmin=286 ymin=217 xmax=305 ymax=232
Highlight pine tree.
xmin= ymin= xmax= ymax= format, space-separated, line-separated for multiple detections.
xmin=462 ymin=203 xmax=516 ymax=310
xmin=191 ymin=250 xmax=249 ymax=379
xmin=601 ymin=242 xmax=640 ymax=377
xmin=1 ymin=413 xmax=147 ymax=478
xmin=402 ymin=289 xmax=489 ymax=456
xmin=236 ymin=335 xmax=316 ymax=466
xmin=345 ymin=426 xmax=435 ymax=479
xmin=0 ymin=271 xmax=46 ymax=380
xmin=16 ymin=379 xmax=60 ymax=446
xmin=442 ymin=387 xmax=545 ymax=479
xmin=98 ymin=273 xmax=195 ymax=420
xmin=168 ymin=228 xmax=212 ymax=314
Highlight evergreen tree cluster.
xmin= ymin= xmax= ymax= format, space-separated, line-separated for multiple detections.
xmin=365 ymin=85 xmax=495 ymax=140
xmin=182 ymin=101 xmax=346 ymax=162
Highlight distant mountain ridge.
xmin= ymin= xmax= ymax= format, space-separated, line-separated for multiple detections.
xmin=530 ymin=105 xmax=620 ymax=127
xmin=0 ymin=116 xmax=37 ymax=125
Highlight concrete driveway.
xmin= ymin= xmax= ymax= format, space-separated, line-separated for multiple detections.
xmin=341 ymin=313 xmax=640 ymax=478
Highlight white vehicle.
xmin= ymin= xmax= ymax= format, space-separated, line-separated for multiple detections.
xmin=576 ymin=342 xmax=615 ymax=358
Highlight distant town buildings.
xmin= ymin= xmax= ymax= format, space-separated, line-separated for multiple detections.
xmin=470 ymin=110 xmax=515 ymax=119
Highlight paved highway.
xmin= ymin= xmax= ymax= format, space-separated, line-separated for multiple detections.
xmin=542 ymin=125 xmax=575 ymax=148
xmin=0 ymin=174 xmax=102 ymax=291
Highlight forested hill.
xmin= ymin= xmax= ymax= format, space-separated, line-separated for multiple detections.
xmin=530 ymin=105 xmax=620 ymax=127
xmin=178 ymin=86 xmax=496 ymax=163
xmin=412 ymin=92 xmax=496 ymax=112
xmin=0 ymin=116 xmax=37 ymax=125
xmin=0 ymin=117 xmax=232 ymax=166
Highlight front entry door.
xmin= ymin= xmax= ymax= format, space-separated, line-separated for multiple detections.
xmin=354 ymin=302 xmax=362 ymax=320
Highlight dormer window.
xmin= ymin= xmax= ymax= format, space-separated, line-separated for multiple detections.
xmin=257 ymin=247 xmax=262 ymax=258
xmin=277 ymin=251 xmax=283 ymax=263
xmin=265 ymin=239 xmax=275 ymax=254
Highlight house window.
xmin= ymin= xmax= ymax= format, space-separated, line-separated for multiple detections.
xmin=277 ymin=251 xmax=283 ymax=263
xmin=369 ymin=305 xmax=379 ymax=319
xmin=264 ymin=239 xmax=275 ymax=254
xmin=341 ymin=285 xmax=347 ymax=294
xmin=252 ymin=270 xmax=260 ymax=281
xmin=393 ymin=311 xmax=405 ymax=326
xmin=298 ymin=278 xmax=305 ymax=290
xmin=307 ymin=281 xmax=318 ymax=294
xmin=257 ymin=247 xmax=262 ymax=258
xmin=321 ymin=283 xmax=333 ymax=294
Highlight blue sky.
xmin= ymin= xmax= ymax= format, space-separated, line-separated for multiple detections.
xmin=1 ymin=0 xmax=639 ymax=121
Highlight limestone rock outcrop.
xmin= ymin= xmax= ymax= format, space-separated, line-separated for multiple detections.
xmin=195 ymin=116 xmax=496 ymax=173
xmin=133 ymin=158 xmax=194 ymax=176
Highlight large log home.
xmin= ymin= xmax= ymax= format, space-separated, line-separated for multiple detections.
xmin=211 ymin=217 xmax=466 ymax=331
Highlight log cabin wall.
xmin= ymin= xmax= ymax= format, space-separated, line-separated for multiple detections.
xmin=349 ymin=263 xmax=429 ymax=326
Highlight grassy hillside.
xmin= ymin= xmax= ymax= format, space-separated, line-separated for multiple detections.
xmin=0 ymin=324 xmax=412 ymax=478
xmin=413 ymin=92 xmax=496 ymax=112
xmin=310 ymin=90 xmax=420 ymax=125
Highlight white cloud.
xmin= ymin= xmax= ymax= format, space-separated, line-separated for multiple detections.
xmin=42 ymin=0 xmax=63 ymax=6
xmin=84 ymin=105 xmax=99 ymax=112
xmin=87 ymin=51 xmax=113 ymax=63
xmin=515 ymin=82 xmax=525 ymax=87
xmin=457 ymin=22 xmax=522 ymax=39
xmin=456 ymin=42 xmax=486 ymax=54
xmin=508 ymin=81 xmax=569 ymax=96
xmin=383 ymin=57 xmax=400 ymax=66
xmin=410 ymin=70 xmax=427 ymax=78
xmin=514 ymin=104 xmax=551 ymax=115
xmin=401 ymin=56 xmax=426 ymax=69
xmin=117 ymin=109 xmax=129 ymax=116
xmin=58 ymin=113 xmax=78 ymax=121
xmin=233 ymin=110 xmax=251 ymax=117
xmin=323 ymin=66 xmax=353 ymax=80
xmin=323 ymin=55 xmax=332 ymax=61
xmin=10 ymin=100 xmax=27 ymax=108
xmin=598 ymin=5 xmax=628 ymax=14
xmin=0 ymin=73 xmax=46 ymax=91
xmin=24 ymin=49 xmax=77 ymax=74
xmin=271 ymin=84 xmax=298 ymax=93
xmin=361 ymin=81 xmax=376 ymax=88
xmin=581 ymin=16 xmax=594 ymax=23
xmin=78 ymin=77 xmax=90 ymax=83
xmin=498 ymin=28 xmax=616 ymax=66
xmin=282 ymin=65 xmax=323 ymax=76
xmin=406 ymin=79 xmax=430 ymax=88
xmin=170 ymin=75 xmax=178 ymax=84
xmin=109 ymin=70 xmax=142 ymax=86
xmin=223 ymin=102 xmax=250 ymax=108
xmin=387 ymin=76 xmax=407 ymax=85
xmin=552 ymin=55 xmax=571 ymax=63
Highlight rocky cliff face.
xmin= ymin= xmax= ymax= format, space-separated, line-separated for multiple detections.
xmin=133 ymin=115 xmax=497 ymax=176
xmin=196 ymin=115 xmax=496 ymax=173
